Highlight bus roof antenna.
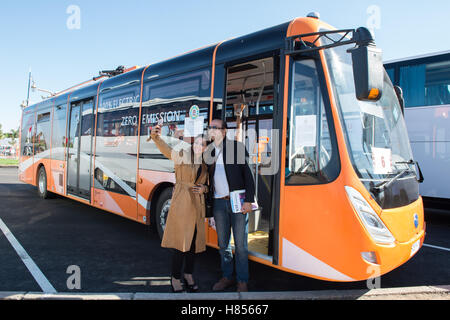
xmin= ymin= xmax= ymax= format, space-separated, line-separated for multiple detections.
xmin=99 ymin=65 xmax=126 ymax=78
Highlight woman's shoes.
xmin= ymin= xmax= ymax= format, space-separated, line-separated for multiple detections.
xmin=171 ymin=275 xmax=199 ymax=293
xmin=183 ymin=274 xmax=199 ymax=293
xmin=171 ymin=277 xmax=184 ymax=293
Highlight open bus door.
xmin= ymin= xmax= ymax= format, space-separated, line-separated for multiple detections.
xmin=222 ymin=56 xmax=281 ymax=262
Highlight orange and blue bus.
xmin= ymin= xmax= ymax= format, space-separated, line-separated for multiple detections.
xmin=19 ymin=13 xmax=425 ymax=282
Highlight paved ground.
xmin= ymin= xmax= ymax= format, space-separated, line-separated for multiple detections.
xmin=0 ymin=167 xmax=449 ymax=297
xmin=0 ymin=285 xmax=449 ymax=300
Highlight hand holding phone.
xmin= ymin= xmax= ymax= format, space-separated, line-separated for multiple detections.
xmin=151 ymin=125 xmax=162 ymax=137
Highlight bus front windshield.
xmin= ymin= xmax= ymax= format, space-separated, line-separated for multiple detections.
xmin=323 ymin=42 xmax=420 ymax=209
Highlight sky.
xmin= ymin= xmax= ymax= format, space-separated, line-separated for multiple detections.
xmin=0 ymin=0 xmax=449 ymax=132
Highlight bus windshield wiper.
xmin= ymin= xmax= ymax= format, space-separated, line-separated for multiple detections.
xmin=395 ymin=159 xmax=425 ymax=183
xmin=371 ymin=168 xmax=413 ymax=194
xmin=395 ymin=159 xmax=415 ymax=166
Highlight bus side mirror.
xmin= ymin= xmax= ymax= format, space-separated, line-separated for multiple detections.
xmin=394 ymin=85 xmax=405 ymax=116
xmin=349 ymin=27 xmax=383 ymax=102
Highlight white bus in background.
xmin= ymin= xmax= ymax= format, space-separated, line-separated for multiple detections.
xmin=385 ymin=51 xmax=450 ymax=208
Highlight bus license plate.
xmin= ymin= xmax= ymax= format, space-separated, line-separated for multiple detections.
xmin=410 ymin=239 xmax=420 ymax=257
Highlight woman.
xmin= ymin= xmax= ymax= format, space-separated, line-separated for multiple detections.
xmin=150 ymin=124 xmax=209 ymax=293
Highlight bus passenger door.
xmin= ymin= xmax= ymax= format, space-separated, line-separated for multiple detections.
xmin=223 ymin=56 xmax=279 ymax=261
xmin=67 ymin=99 xmax=94 ymax=199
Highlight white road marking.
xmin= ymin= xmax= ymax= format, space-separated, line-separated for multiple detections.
xmin=0 ymin=217 xmax=57 ymax=293
xmin=423 ymin=244 xmax=450 ymax=252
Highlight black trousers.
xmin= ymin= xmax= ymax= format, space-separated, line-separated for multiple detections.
xmin=171 ymin=228 xmax=197 ymax=279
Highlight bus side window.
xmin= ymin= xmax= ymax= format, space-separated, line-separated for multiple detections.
xmin=52 ymin=105 xmax=67 ymax=160
xmin=36 ymin=111 xmax=51 ymax=156
xmin=21 ymin=111 xmax=35 ymax=157
xmin=139 ymin=68 xmax=211 ymax=172
xmin=286 ymin=59 xmax=339 ymax=185
xmin=94 ymin=85 xmax=141 ymax=195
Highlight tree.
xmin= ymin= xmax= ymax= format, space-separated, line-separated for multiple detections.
xmin=8 ymin=128 xmax=19 ymax=146
xmin=8 ymin=128 xmax=19 ymax=139
xmin=0 ymin=124 xmax=4 ymax=140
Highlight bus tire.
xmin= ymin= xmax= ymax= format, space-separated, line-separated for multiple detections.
xmin=37 ymin=166 xmax=49 ymax=199
xmin=155 ymin=188 xmax=173 ymax=241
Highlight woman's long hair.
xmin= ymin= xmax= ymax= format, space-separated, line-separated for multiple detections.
xmin=190 ymin=135 xmax=208 ymax=166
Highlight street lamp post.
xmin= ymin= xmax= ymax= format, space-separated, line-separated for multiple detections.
xmin=24 ymin=69 xmax=55 ymax=108
xmin=26 ymin=68 xmax=32 ymax=107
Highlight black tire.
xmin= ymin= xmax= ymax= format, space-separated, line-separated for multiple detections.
xmin=155 ymin=188 xmax=173 ymax=241
xmin=37 ymin=166 xmax=49 ymax=199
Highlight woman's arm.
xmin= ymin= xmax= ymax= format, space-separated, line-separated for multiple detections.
xmin=151 ymin=125 xmax=174 ymax=160
xmin=191 ymin=166 xmax=209 ymax=194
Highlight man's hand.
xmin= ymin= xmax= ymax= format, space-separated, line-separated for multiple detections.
xmin=242 ymin=202 xmax=253 ymax=215
xmin=191 ymin=184 xmax=207 ymax=194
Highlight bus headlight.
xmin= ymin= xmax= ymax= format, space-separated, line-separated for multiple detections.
xmin=345 ymin=186 xmax=396 ymax=245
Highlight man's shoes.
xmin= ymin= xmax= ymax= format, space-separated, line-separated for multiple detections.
xmin=212 ymin=277 xmax=235 ymax=292
xmin=236 ymin=282 xmax=248 ymax=292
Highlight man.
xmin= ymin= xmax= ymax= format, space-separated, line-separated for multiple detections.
xmin=206 ymin=119 xmax=255 ymax=293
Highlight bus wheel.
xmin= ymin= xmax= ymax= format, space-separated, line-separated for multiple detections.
xmin=37 ymin=166 xmax=49 ymax=199
xmin=155 ymin=188 xmax=172 ymax=241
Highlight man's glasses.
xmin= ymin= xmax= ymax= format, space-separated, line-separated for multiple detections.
xmin=207 ymin=126 xmax=224 ymax=130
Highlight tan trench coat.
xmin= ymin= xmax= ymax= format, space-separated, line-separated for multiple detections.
xmin=151 ymin=134 xmax=208 ymax=253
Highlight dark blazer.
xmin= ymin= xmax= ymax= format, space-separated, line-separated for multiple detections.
xmin=207 ymin=138 xmax=256 ymax=203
